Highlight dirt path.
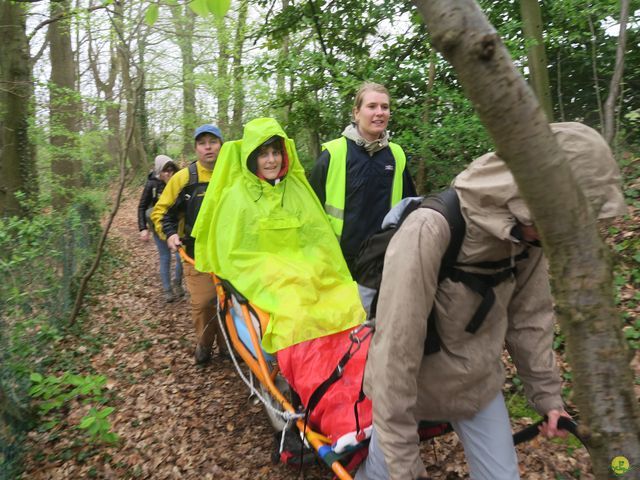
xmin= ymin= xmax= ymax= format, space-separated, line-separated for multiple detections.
xmin=22 ymin=186 xmax=593 ymax=479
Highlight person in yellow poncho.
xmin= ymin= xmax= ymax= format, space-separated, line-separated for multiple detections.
xmin=192 ymin=117 xmax=365 ymax=354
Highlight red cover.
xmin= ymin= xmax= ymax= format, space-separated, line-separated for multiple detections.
xmin=277 ymin=328 xmax=373 ymax=442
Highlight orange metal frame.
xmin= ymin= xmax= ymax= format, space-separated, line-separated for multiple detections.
xmin=178 ymin=248 xmax=353 ymax=480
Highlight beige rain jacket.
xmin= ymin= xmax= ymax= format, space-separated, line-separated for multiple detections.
xmin=364 ymin=122 xmax=626 ymax=480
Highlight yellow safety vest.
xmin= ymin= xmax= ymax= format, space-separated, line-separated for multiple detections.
xmin=321 ymin=137 xmax=406 ymax=238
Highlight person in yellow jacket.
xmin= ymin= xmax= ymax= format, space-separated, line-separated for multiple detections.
xmin=151 ymin=124 xmax=225 ymax=364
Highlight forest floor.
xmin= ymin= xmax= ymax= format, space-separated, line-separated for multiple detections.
xmin=21 ymin=183 xmax=639 ymax=480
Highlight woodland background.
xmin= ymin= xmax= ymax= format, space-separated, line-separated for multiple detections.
xmin=1 ymin=0 xmax=639 ymax=478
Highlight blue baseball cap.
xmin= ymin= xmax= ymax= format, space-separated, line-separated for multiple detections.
xmin=193 ymin=124 xmax=223 ymax=142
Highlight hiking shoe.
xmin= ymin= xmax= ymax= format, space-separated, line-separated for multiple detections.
xmin=164 ymin=290 xmax=176 ymax=303
xmin=195 ymin=344 xmax=212 ymax=364
xmin=173 ymin=282 xmax=185 ymax=298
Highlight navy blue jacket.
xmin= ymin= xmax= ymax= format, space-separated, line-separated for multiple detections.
xmin=309 ymin=138 xmax=416 ymax=274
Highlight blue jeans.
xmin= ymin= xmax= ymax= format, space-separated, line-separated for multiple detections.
xmin=153 ymin=233 xmax=183 ymax=292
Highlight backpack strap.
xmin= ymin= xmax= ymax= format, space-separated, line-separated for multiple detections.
xmin=302 ymin=324 xmax=373 ymax=439
xmin=420 ymin=188 xmax=529 ymax=355
xmin=188 ymin=161 xmax=199 ymax=186
xmin=420 ymin=187 xmax=465 ymax=272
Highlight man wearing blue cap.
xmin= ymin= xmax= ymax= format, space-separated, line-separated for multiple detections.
xmin=152 ymin=124 xmax=225 ymax=364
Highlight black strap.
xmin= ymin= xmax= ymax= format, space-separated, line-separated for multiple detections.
xmin=446 ymin=267 xmax=515 ymax=334
xmin=306 ymin=346 xmax=355 ymax=414
xmin=424 ymin=310 xmax=441 ymax=355
xmin=424 ymin=266 xmax=516 ymax=355
xmin=463 ymin=248 xmax=530 ymax=270
xmin=188 ymin=161 xmax=198 ymax=185
xmin=421 ymin=188 xmax=466 ymax=270
xmin=353 ymin=369 xmax=367 ymax=439
xmin=304 ymin=326 xmax=372 ymax=439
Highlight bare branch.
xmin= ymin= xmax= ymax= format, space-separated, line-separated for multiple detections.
xmin=28 ymin=3 xmax=108 ymax=42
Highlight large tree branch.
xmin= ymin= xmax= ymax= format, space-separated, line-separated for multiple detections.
xmin=412 ymin=1 xmax=640 ymax=477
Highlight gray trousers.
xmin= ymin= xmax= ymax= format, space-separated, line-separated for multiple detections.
xmin=356 ymin=392 xmax=520 ymax=480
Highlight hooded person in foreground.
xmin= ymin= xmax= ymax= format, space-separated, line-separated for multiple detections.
xmin=356 ymin=122 xmax=627 ymax=480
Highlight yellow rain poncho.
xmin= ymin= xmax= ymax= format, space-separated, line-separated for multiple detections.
xmin=192 ymin=118 xmax=365 ymax=353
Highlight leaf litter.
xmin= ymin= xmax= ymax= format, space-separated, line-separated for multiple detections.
xmin=23 ymin=185 xmax=640 ymax=479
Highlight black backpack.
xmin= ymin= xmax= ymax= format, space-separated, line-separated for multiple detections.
xmin=354 ymin=188 xmax=526 ymax=355
xmin=354 ymin=188 xmax=465 ymax=293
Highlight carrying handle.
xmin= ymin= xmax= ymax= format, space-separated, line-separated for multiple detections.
xmin=512 ymin=416 xmax=585 ymax=445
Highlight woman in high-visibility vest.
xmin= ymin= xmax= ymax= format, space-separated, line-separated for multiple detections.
xmin=309 ymin=82 xmax=417 ymax=276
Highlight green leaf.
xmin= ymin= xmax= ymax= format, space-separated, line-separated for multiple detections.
xmin=188 ymin=0 xmax=210 ymax=17
xmin=103 ymin=432 xmax=120 ymax=443
xmin=207 ymin=0 xmax=231 ymax=19
xmin=145 ymin=4 xmax=159 ymax=26
xmin=78 ymin=416 xmax=96 ymax=429
xmin=98 ymin=407 xmax=115 ymax=418
xmin=30 ymin=372 xmax=43 ymax=383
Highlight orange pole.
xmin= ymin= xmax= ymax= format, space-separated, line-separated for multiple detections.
xmin=240 ymin=304 xmax=352 ymax=479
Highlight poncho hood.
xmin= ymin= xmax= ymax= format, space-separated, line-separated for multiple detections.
xmin=192 ymin=117 xmax=365 ymax=353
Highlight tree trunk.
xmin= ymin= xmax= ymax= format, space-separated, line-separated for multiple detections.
xmin=602 ymin=0 xmax=630 ymax=146
xmin=216 ymin=17 xmax=230 ymax=133
xmin=556 ymin=49 xmax=565 ymax=122
xmin=171 ymin=5 xmax=197 ymax=158
xmin=416 ymin=51 xmax=437 ymax=195
xmin=114 ymin=2 xmax=146 ymax=172
xmin=519 ymin=0 xmax=553 ymax=121
xmin=88 ymin=13 xmax=121 ymax=166
xmin=136 ymin=35 xmax=149 ymax=154
xmin=308 ymin=88 xmax=322 ymax=160
xmin=231 ymin=0 xmax=248 ymax=138
xmin=412 ymin=1 xmax=640 ymax=477
xmin=276 ymin=0 xmax=290 ymax=125
xmin=49 ymin=0 xmax=82 ymax=209
xmin=0 ymin=0 xmax=36 ymax=217
xmin=121 ymin=54 xmax=146 ymax=172
xmin=587 ymin=15 xmax=605 ymax=129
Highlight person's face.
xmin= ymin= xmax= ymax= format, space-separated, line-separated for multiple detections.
xmin=520 ymin=224 xmax=540 ymax=242
xmin=195 ymin=133 xmax=222 ymax=169
xmin=256 ymin=145 xmax=283 ymax=180
xmin=353 ymin=90 xmax=390 ymax=142
xmin=159 ymin=168 xmax=175 ymax=183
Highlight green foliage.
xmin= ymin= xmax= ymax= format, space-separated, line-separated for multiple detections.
xmin=77 ymin=407 xmax=119 ymax=444
xmin=29 ymin=372 xmax=119 ymax=445
xmin=145 ymin=4 xmax=159 ymax=26
xmin=609 ymin=154 xmax=640 ymax=350
xmin=623 ymin=317 xmax=640 ymax=350
xmin=188 ymin=0 xmax=230 ymax=19
xmin=30 ymin=80 xmax=121 ymax=203
xmin=505 ymin=390 xmax=539 ymax=420
xmin=0 ymin=193 xmax=108 ymax=477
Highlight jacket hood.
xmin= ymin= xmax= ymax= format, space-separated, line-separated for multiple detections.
xmin=550 ymin=122 xmax=626 ymax=219
xmin=453 ymin=122 xmax=626 ymax=263
xmin=153 ymin=155 xmax=176 ymax=178
xmin=342 ymin=123 xmax=389 ymax=156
